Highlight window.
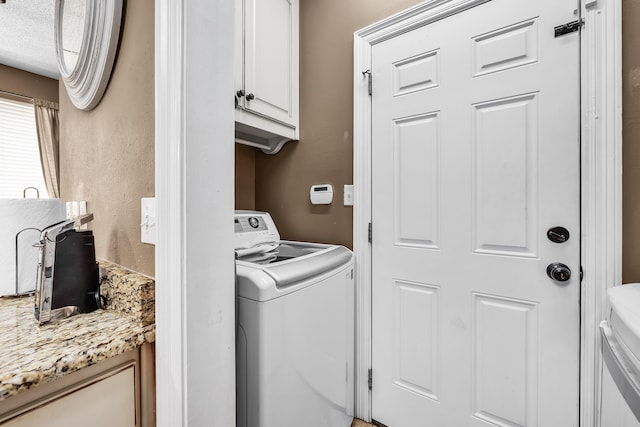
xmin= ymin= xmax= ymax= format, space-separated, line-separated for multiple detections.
xmin=0 ymin=97 xmax=49 ymax=199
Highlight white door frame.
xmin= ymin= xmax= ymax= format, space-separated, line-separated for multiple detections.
xmin=155 ymin=1 xmax=236 ymax=426
xmin=352 ymin=0 xmax=622 ymax=424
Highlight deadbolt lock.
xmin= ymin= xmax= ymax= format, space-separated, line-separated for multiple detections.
xmin=547 ymin=226 xmax=570 ymax=244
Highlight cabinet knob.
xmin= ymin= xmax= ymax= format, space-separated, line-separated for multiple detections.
xmin=236 ymin=89 xmax=245 ymax=97
xmin=245 ymin=93 xmax=255 ymax=101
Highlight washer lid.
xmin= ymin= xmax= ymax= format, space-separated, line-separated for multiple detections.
xmin=236 ymin=242 xmax=353 ymax=301
xmin=260 ymin=244 xmax=352 ymax=287
xmin=609 ymin=284 xmax=640 ymax=363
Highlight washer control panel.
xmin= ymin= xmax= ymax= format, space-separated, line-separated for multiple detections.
xmin=234 ymin=211 xmax=280 ymax=249
xmin=235 ymin=215 xmax=268 ymax=232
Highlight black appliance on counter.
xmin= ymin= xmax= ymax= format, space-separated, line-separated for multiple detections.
xmin=34 ymin=213 xmax=104 ymax=325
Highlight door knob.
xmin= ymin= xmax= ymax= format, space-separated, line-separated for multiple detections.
xmin=547 ymin=226 xmax=570 ymax=243
xmin=245 ymin=93 xmax=255 ymax=101
xmin=547 ymin=263 xmax=571 ymax=282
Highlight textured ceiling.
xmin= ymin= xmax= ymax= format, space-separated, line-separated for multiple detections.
xmin=0 ymin=0 xmax=59 ymax=79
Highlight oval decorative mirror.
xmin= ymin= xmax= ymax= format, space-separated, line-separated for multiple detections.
xmin=55 ymin=0 xmax=123 ymax=111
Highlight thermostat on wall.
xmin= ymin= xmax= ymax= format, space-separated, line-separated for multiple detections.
xmin=310 ymin=184 xmax=333 ymax=205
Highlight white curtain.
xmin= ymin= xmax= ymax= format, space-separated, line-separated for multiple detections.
xmin=33 ymin=99 xmax=60 ymax=199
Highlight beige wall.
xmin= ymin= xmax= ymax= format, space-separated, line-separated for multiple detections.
xmin=623 ymin=0 xmax=640 ymax=282
xmin=49 ymin=0 xmax=639 ymax=277
xmin=252 ymin=0 xmax=423 ymax=248
xmin=59 ymin=0 xmax=155 ymax=276
xmin=0 ymin=65 xmax=58 ymax=102
xmin=246 ymin=0 xmax=640 ymax=282
xmin=235 ymin=144 xmax=256 ymax=210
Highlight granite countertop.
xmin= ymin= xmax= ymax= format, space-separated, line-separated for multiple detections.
xmin=0 ymin=261 xmax=155 ymax=400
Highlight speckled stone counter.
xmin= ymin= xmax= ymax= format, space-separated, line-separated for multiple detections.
xmin=99 ymin=260 xmax=155 ymax=327
xmin=0 ymin=262 xmax=155 ymax=400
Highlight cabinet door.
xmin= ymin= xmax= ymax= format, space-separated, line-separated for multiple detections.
xmin=243 ymin=0 xmax=298 ymax=127
xmin=234 ymin=0 xmax=245 ymax=103
xmin=5 ymin=367 xmax=136 ymax=427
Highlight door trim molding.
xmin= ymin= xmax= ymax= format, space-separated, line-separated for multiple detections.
xmin=352 ymin=0 xmax=622 ymax=423
xmin=579 ymin=1 xmax=623 ymax=426
xmin=155 ymin=1 xmax=185 ymax=424
xmin=155 ymin=1 xmax=236 ymax=425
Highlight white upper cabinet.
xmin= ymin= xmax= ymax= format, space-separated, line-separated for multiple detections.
xmin=235 ymin=0 xmax=299 ymax=154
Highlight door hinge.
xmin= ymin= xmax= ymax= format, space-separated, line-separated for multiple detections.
xmin=554 ymin=19 xmax=584 ymax=38
xmin=368 ymin=368 xmax=373 ymax=390
xmin=362 ymin=69 xmax=372 ymax=96
xmin=580 ymin=266 xmax=584 ymax=282
xmin=368 ymin=222 xmax=372 ymax=243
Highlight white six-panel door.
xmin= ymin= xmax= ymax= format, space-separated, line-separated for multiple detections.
xmin=371 ymin=1 xmax=580 ymax=425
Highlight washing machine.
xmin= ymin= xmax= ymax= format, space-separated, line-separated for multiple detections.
xmin=235 ymin=210 xmax=355 ymax=427
xmin=600 ymin=283 xmax=640 ymax=423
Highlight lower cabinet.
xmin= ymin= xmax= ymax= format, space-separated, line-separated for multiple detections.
xmin=0 ymin=344 xmax=155 ymax=427
xmin=5 ymin=367 xmax=135 ymax=427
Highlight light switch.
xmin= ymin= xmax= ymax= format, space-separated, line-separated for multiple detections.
xmin=344 ymin=185 xmax=354 ymax=206
xmin=141 ymin=197 xmax=156 ymax=245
